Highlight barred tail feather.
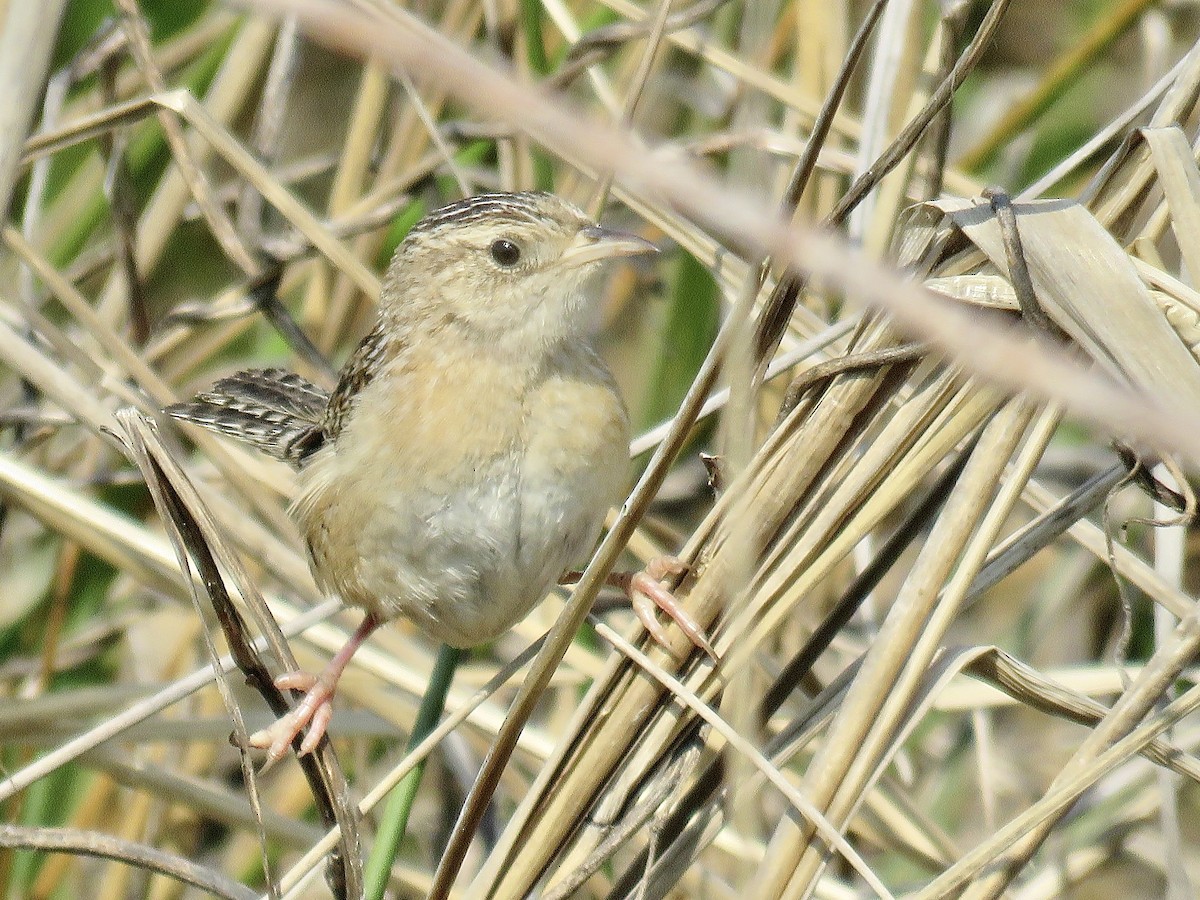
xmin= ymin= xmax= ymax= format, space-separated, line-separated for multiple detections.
xmin=166 ymin=368 xmax=330 ymax=467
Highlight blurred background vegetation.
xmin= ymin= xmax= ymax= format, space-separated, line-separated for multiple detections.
xmin=4 ymin=1 xmax=1200 ymax=898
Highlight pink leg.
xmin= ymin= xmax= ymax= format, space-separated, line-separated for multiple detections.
xmin=249 ymin=613 xmax=382 ymax=765
xmin=608 ymin=556 xmax=718 ymax=660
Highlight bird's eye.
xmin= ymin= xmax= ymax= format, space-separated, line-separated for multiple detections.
xmin=490 ymin=239 xmax=521 ymax=267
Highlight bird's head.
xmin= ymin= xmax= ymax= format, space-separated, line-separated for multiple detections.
xmin=381 ymin=191 xmax=656 ymax=355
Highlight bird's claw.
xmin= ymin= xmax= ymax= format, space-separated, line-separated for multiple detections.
xmin=249 ymin=671 xmax=336 ymax=767
xmin=621 ymin=556 xmax=718 ymax=661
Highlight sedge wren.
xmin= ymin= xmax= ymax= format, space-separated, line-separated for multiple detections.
xmin=168 ymin=192 xmax=710 ymax=763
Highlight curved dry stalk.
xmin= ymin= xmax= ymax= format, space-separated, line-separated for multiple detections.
xmin=8 ymin=4 xmax=1200 ymax=900
xmin=0 ymin=824 xmax=257 ymax=900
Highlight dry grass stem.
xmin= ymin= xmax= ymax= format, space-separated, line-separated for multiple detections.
xmin=7 ymin=3 xmax=1200 ymax=899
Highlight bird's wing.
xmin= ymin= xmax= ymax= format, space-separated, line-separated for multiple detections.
xmin=322 ymin=323 xmax=390 ymax=442
xmin=166 ymin=368 xmax=330 ymax=467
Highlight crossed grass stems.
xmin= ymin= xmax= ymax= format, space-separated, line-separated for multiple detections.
xmin=6 ymin=2 xmax=1200 ymax=899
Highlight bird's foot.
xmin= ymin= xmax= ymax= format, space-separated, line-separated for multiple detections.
xmin=248 ymin=613 xmax=382 ymax=767
xmin=249 ymin=670 xmax=337 ymax=765
xmin=610 ymin=556 xmax=718 ymax=661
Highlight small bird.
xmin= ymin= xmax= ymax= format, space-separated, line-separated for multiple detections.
xmin=168 ymin=192 xmax=710 ymax=763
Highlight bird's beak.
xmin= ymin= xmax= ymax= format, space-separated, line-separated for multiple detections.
xmin=560 ymin=224 xmax=658 ymax=268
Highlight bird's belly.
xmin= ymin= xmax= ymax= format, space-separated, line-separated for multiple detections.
xmin=300 ymin=453 xmax=609 ymax=649
xmin=368 ymin=471 xmax=530 ymax=647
